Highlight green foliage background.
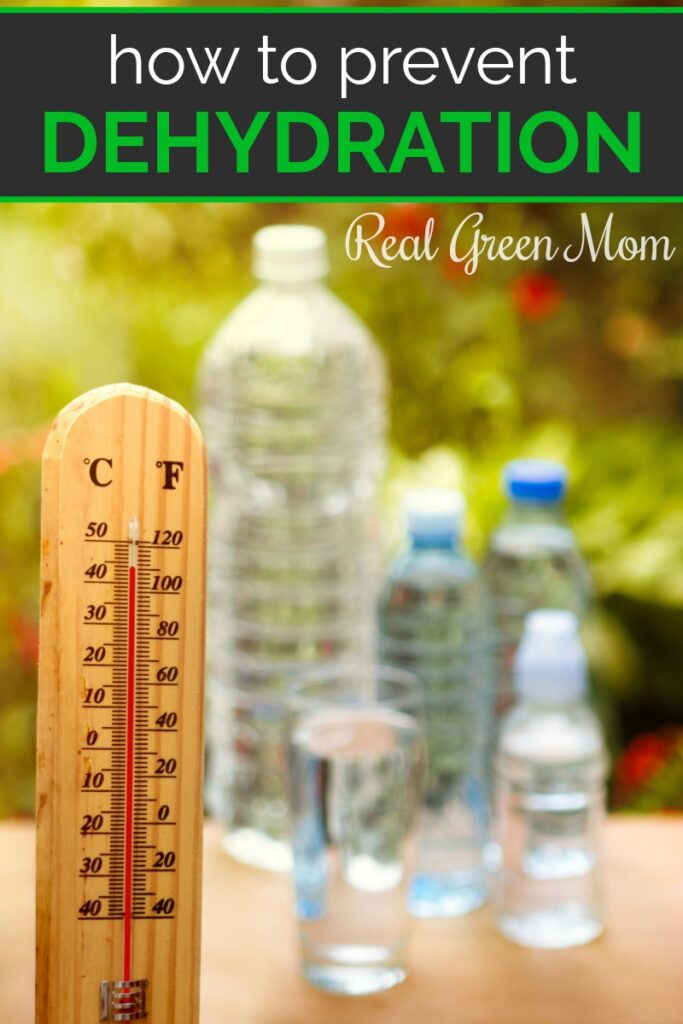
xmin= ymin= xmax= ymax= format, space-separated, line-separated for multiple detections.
xmin=0 ymin=200 xmax=681 ymax=814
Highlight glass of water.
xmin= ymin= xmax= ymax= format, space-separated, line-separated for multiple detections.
xmin=287 ymin=665 xmax=425 ymax=996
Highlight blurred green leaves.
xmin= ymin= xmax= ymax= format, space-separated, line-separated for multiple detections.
xmin=0 ymin=200 xmax=681 ymax=813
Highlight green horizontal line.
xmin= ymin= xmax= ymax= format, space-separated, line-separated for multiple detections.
xmin=2 ymin=196 xmax=681 ymax=204
xmin=2 ymin=6 xmax=683 ymax=13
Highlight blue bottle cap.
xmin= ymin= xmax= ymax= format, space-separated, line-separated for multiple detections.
xmin=504 ymin=459 xmax=567 ymax=504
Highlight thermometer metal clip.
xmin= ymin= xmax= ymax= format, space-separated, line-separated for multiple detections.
xmin=99 ymin=978 xmax=148 ymax=1022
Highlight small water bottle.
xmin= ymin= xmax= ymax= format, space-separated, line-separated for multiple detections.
xmin=483 ymin=460 xmax=592 ymax=718
xmin=377 ymin=490 xmax=494 ymax=917
xmin=492 ymin=610 xmax=607 ymax=948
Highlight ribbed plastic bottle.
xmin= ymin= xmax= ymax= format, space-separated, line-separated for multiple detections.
xmin=377 ymin=490 xmax=494 ymax=916
xmin=493 ymin=610 xmax=607 ymax=948
xmin=199 ymin=225 xmax=386 ymax=870
xmin=483 ymin=460 xmax=592 ymax=718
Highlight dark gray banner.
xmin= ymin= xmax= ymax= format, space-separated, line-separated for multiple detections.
xmin=0 ymin=9 xmax=677 ymax=199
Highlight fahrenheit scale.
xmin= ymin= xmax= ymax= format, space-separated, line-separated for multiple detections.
xmin=36 ymin=384 xmax=207 ymax=1024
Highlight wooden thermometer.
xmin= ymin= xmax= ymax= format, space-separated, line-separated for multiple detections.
xmin=36 ymin=384 xmax=207 ymax=1024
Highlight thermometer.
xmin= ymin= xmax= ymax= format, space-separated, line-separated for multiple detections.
xmin=36 ymin=384 xmax=207 ymax=1024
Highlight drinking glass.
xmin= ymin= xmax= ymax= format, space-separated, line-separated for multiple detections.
xmin=287 ymin=665 xmax=425 ymax=995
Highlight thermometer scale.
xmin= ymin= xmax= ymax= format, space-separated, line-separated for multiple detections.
xmin=36 ymin=384 xmax=207 ymax=1024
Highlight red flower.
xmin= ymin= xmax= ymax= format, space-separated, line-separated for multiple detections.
xmin=616 ymin=733 xmax=669 ymax=790
xmin=9 ymin=612 xmax=39 ymax=670
xmin=511 ymin=272 xmax=563 ymax=321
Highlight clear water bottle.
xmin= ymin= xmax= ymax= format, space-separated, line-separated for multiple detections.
xmin=377 ymin=490 xmax=494 ymax=917
xmin=201 ymin=225 xmax=385 ymax=514
xmin=199 ymin=225 xmax=385 ymax=870
xmin=483 ymin=460 xmax=592 ymax=718
xmin=493 ymin=610 xmax=607 ymax=948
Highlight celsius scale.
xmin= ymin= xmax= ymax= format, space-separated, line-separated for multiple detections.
xmin=36 ymin=384 xmax=207 ymax=1023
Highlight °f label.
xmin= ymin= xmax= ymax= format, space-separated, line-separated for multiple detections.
xmin=36 ymin=384 xmax=207 ymax=1024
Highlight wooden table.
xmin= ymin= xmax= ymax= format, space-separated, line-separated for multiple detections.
xmin=2 ymin=818 xmax=681 ymax=1024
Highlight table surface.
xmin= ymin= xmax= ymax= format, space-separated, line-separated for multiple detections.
xmin=2 ymin=817 xmax=682 ymax=1024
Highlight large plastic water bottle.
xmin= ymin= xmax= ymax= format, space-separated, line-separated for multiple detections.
xmin=483 ymin=460 xmax=592 ymax=718
xmin=199 ymin=225 xmax=386 ymax=870
xmin=377 ymin=490 xmax=494 ymax=917
xmin=492 ymin=610 xmax=607 ymax=948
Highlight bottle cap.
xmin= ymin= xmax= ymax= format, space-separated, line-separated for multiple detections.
xmin=252 ymin=225 xmax=329 ymax=283
xmin=515 ymin=609 xmax=587 ymax=703
xmin=504 ymin=459 xmax=567 ymax=504
xmin=404 ymin=489 xmax=465 ymax=544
